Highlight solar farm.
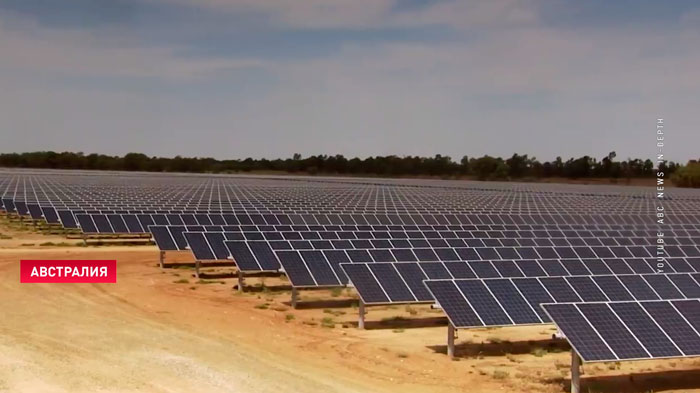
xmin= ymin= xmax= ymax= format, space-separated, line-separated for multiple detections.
xmin=3 ymin=169 xmax=700 ymax=392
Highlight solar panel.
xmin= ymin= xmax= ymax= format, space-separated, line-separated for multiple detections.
xmin=426 ymin=273 xmax=700 ymax=328
xmin=543 ymin=300 xmax=700 ymax=362
xmin=150 ymin=226 xmax=179 ymax=251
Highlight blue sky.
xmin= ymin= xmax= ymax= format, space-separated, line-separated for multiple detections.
xmin=1 ymin=0 xmax=698 ymax=162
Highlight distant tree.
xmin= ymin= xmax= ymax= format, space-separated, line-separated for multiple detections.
xmin=0 ymin=150 xmax=687 ymax=185
xmin=123 ymin=153 xmax=149 ymax=171
xmin=506 ymin=153 xmax=529 ymax=178
xmin=460 ymin=156 xmax=470 ymax=175
xmin=471 ymin=156 xmax=504 ymax=180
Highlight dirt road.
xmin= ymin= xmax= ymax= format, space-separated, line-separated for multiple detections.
xmin=0 ymin=248 xmax=395 ymax=393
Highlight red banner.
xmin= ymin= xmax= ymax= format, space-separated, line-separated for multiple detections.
xmin=20 ymin=260 xmax=117 ymax=283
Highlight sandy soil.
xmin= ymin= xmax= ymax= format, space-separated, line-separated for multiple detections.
xmin=2 ymin=227 xmax=700 ymax=392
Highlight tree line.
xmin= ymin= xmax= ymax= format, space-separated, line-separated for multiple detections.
xmin=0 ymin=151 xmax=696 ymax=187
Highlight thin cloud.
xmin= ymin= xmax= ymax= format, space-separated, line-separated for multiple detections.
xmin=0 ymin=0 xmax=698 ymax=162
xmin=0 ymin=13 xmax=268 ymax=80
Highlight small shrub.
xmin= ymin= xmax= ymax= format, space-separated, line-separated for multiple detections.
xmin=173 ymin=279 xmax=190 ymax=284
xmin=380 ymin=316 xmax=407 ymax=324
xmin=254 ymin=303 xmax=269 ymax=310
xmin=672 ymin=162 xmax=700 ymax=188
xmin=330 ymin=287 xmax=343 ymax=297
xmin=530 ymin=348 xmax=548 ymax=357
xmin=321 ymin=317 xmax=335 ymax=328
xmin=492 ymin=370 xmax=509 ymax=380
xmin=285 ymin=314 xmax=295 ymax=322
xmin=554 ymin=362 xmax=569 ymax=370
xmin=196 ymin=279 xmax=225 ymax=285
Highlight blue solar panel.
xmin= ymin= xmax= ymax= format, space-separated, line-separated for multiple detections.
xmin=592 ymin=276 xmax=634 ymax=301
xmin=608 ymin=302 xmax=681 ymax=357
xmin=454 ymin=280 xmax=511 ymax=326
xmin=643 ymin=275 xmax=684 ymax=299
xmin=226 ymin=241 xmax=262 ymax=271
xmin=617 ymin=275 xmax=659 ymax=300
xmin=395 ymin=263 xmax=433 ymax=301
xmin=150 ymin=226 xmax=178 ymax=251
xmin=541 ymin=304 xmax=618 ymax=362
xmin=369 ymin=264 xmax=415 ymax=302
xmin=641 ymin=301 xmax=700 ymax=355
xmin=577 ymin=303 xmax=650 ymax=359
xmin=185 ymin=232 xmax=215 ymax=260
xmin=300 ymin=250 xmax=340 ymax=286
xmin=484 ymin=279 xmax=540 ymax=324
xmin=424 ymin=280 xmax=482 ymax=327
xmin=342 ymin=264 xmax=389 ymax=304
xmin=566 ymin=276 xmax=608 ymax=302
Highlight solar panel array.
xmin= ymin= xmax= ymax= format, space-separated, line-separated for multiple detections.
xmin=3 ymin=169 xmax=700 ymax=366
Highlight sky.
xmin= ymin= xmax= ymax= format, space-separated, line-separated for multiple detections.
xmin=0 ymin=0 xmax=698 ymax=162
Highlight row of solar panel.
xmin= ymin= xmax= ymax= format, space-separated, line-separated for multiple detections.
xmin=4 ymin=188 xmax=687 ymax=199
xmin=76 ymin=216 xmax=700 ymax=235
xmin=205 ymin=237 xmax=697 ymax=270
xmin=181 ymin=230 xmax=698 ymax=260
xmin=14 ymin=201 xmax=681 ymax=214
xmin=231 ymin=237 xmax=698 ymax=285
xmin=9 ymin=196 xmax=670 ymax=207
xmin=3 ymin=202 xmax=697 ymax=228
xmin=5 ymin=204 xmax=697 ymax=237
xmin=424 ymin=273 xmax=700 ymax=330
xmin=543 ymin=300 xmax=700 ymax=362
xmin=149 ymin=223 xmax=700 ymax=253
xmin=185 ymin=229 xmax=698 ymax=243
xmin=339 ymin=260 xmax=700 ymax=304
xmin=14 ymin=208 xmax=700 ymax=220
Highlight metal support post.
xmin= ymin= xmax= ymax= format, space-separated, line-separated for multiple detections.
xmin=159 ymin=251 xmax=165 ymax=269
xmin=358 ymin=301 xmax=366 ymax=329
xmin=237 ymin=270 xmax=245 ymax=292
xmin=571 ymin=351 xmax=580 ymax=393
xmin=447 ymin=323 xmax=456 ymax=359
xmin=290 ymin=287 xmax=299 ymax=308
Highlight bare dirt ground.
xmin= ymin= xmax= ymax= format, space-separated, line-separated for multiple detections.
xmin=2 ymin=223 xmax=700 ymax=392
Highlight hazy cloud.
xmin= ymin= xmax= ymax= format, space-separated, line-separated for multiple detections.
xmin=0 ymin=0 xmax=698 ymax=162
